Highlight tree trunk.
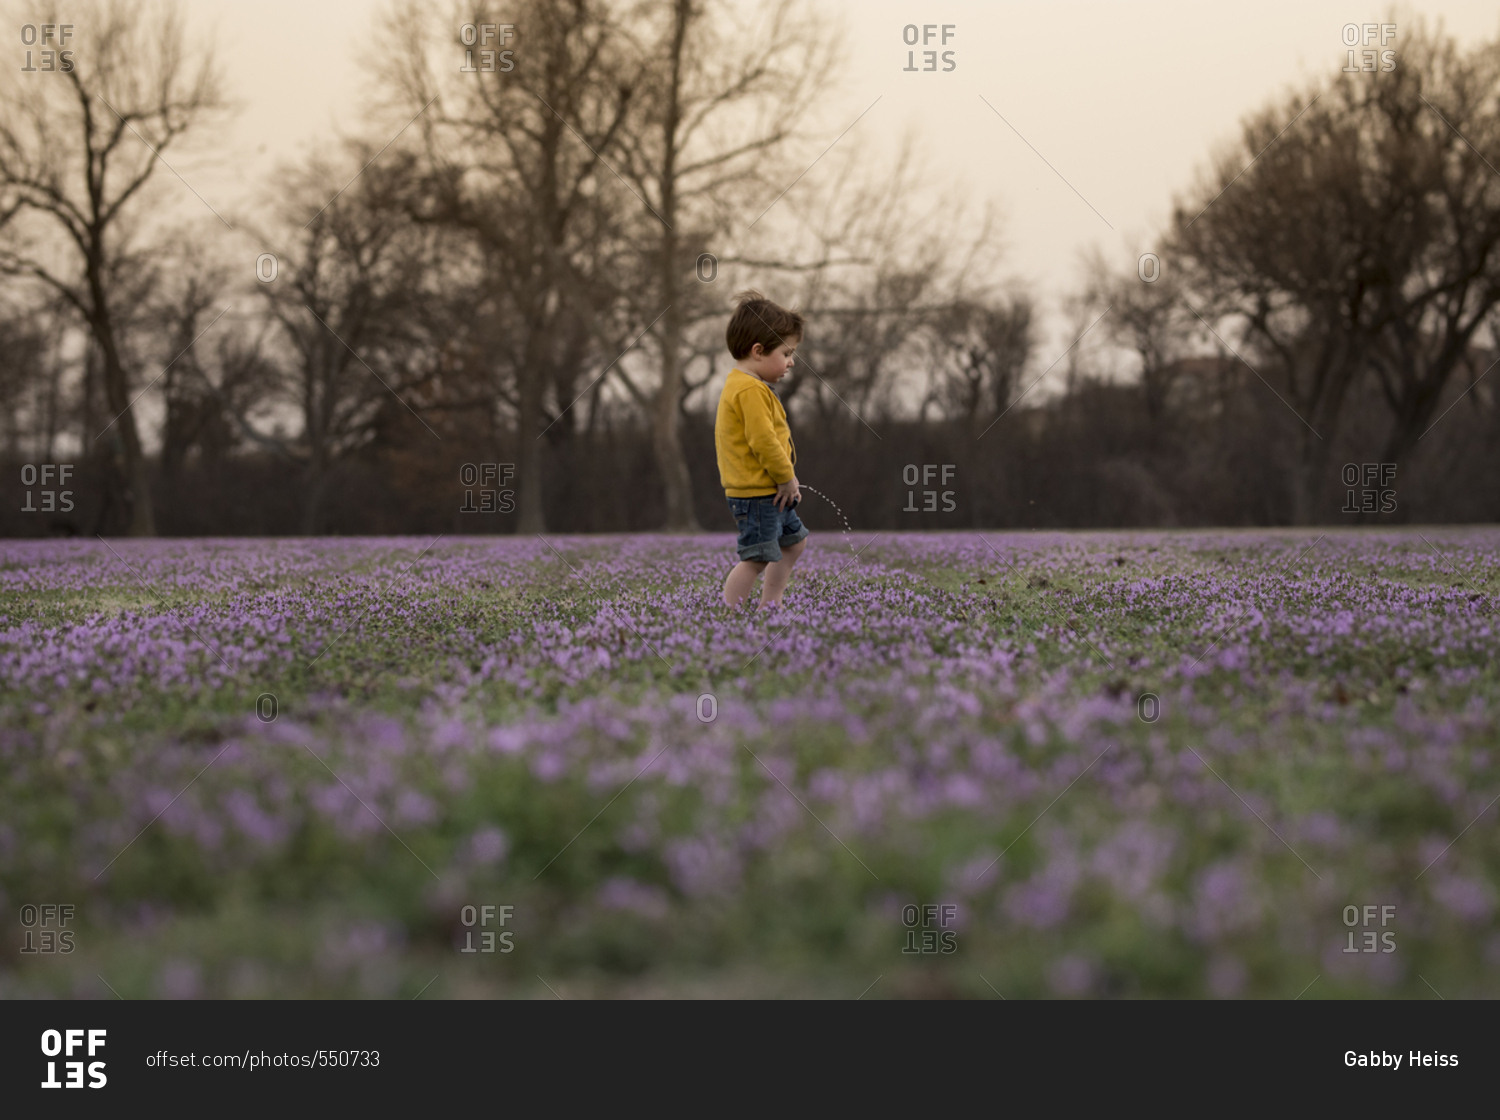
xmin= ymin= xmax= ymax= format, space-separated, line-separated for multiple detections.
xmin=650 ymin=0 xmax=703 ymax=534
xmin=1289 ymin=428 xmax=1329 ymax=526
xmin=43 ymin=352 xmax=60 ymax=463
xmin=300 ymin=457 xmax=328 ymax=536
xmin=653 ymin=304 xmax=700 ymax=532
xmin=91 ymin=314 xmax=156 ymax=537
xmin=515 ymin=368 xmax=547 ymax=534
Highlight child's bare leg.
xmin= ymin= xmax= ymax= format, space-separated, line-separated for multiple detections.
xmin=723 ymin=559 xmax=768 ymax=607
xmin=759 ymin=539 xmax=806 ymax=607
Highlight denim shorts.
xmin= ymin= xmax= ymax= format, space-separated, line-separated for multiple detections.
xmin=727 ymin=494 xmax=809 ymax=563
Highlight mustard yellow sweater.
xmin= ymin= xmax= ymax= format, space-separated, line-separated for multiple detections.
xmin=714 ymin=367 xmax=798 ymax=497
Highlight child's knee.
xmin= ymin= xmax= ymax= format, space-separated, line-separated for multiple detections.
xmin=783 ymin=539 xmax=806 ymax=561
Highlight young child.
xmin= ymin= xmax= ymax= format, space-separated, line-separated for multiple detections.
xmin=715 ymin=290 xmax=808 ymax=609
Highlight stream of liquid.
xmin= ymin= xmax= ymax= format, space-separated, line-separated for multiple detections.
xmin=797 ymin=484 xmax=858 ymax=558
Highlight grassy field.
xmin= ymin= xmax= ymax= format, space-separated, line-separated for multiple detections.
xmin=2 ymin=528 xmax=1497 ymax=998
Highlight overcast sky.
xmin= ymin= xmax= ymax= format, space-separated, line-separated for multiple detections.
xmin=167 ymin=0 xmax=1500 ymax=390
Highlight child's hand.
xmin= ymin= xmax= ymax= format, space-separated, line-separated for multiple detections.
xmin=774 ymin=477 xmax=802 ymax=511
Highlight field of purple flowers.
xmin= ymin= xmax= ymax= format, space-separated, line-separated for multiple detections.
xmin=2 ymin=528 xmax=1497 ymax=998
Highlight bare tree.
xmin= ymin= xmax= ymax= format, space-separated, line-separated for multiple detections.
xmin=1075 ymin=244 xmax=1197 ymax=423
xmin=1355 ymin=23 xmax=1500 ymax=466
xmin=1167 ymin=87 xmax=1384 ymax=523
xmin=1167 ymin=13 xmax=1500 ymax=522
xmin=379 ymin=0 xmax=639 ymax=533
xmin=0 ymin=0 xmax=225 ymax=535
xmin=612 ymin=0 xmax=838 ymax=531
xmin=0 ymin=290 xmax=76 ymax=465
xmin=0 ymin=304 xmax=47 ymax=460
xmin=774 ymin=135 xmax=1009 ymax=429
xmin=224 ymin=145 xmax=448 ymax=533
xmin=925 ymin=294 xmax=1035 ymax=438
xmin=144 ymin=254 xmax=277 ymax=478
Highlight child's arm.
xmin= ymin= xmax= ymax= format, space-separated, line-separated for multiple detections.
xmin=741 ymin=391 xmax=800 ymax=508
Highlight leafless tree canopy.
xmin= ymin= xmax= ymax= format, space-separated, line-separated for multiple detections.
xmin=0 ymin=0 xmax=225 ymax=535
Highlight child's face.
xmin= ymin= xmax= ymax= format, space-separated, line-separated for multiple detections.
xmin=745 ymin=338 xmax=798 ymax=384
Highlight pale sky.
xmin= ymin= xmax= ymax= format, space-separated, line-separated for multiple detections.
xmin=144 ymin=1 xmax=1500 ymax=399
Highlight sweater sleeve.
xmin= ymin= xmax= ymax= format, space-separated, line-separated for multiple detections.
xmin=739 ymin=387 xmax=795 ymax=484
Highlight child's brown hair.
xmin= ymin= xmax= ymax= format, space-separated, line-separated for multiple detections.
xmin=725 ymin=289 xmax=804 ymax=360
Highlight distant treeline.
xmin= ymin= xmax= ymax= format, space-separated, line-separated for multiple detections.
xmin=8 ymin=349 xmax=1496 ymax=537
xmin=3 ymin=3 xmax=1498 ymax=536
